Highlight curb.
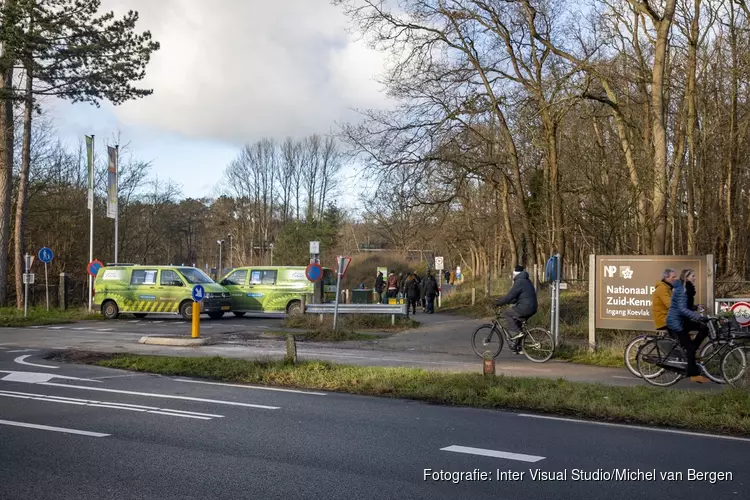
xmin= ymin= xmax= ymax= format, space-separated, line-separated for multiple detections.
xmin=138 ymin=336 xmax=215 ymax=347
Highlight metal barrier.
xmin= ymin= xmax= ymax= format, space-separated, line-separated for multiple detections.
xmin=304 ymin=303 xmax=409 ymax=325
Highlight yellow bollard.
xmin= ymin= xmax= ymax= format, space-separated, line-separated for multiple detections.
xmin=191 ymin=301 xmax=200 ymax=338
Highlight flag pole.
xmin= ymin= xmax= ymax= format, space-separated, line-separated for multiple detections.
xmin=114 ymin=144 xmax=119 ymax=263
xmin=87 ymin=135 xmax=95 ymax=312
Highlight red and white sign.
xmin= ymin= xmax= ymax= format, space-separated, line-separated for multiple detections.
xmin=730 ymin=302 xmax=750 ymax=327
xmin=337 ymin=256 xmax=352 ymax=277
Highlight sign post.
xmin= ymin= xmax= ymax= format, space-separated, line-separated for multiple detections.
xmin=38 ymin=247 xmax=54 ymax=311
xmin=435 ymin=256 xmax=444 ymax=308
xmin=23 ymin=253 xmax=32 ymax=318
xmin=191 ymin=285 xmax=205 ymax=338
xmin=309 ymin=241 xmax=320 ymax=264
xmin=332 ymin=256 xmax=351 ymax=330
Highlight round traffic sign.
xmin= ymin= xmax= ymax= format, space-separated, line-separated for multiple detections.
xmin=87 ymin=259 xmax=104 ymax=277
xmin=38 ymin=247 xmax=54 ymax=264
xmin=305 ymin=263 xmax=323 ymax=282
xmin=191 ymin=284 xmax=206 ymax=302
xmin=730 ymin=302 xmax=750 ymax=327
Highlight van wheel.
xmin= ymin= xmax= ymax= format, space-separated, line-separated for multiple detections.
xmin=233 ymin=311 xmax=246 ymax=317
xmin=134 ymin=313 xmax=147 ymax=318
xmin=102 ymin=300 xmax=119 ymax=320
xmin=179 ymin=301 xmax=194 ymax=321
xmin=286 ymin=300 xmax=302 ymax=316
xmin=208 ymin=312 xmax=224 ymax=319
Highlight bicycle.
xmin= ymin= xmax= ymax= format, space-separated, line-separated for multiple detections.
xmin=624 ymin=331 xmax=666 ymax=379
xmin=471 ymin=308 xmax=555 ymax=363
xmin=635 ymin=316 xmax=736 ymax=386
xmin=719 ymin=327 xmax=750 ymax=390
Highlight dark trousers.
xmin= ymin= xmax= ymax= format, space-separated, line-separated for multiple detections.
xmin=426 ymin=294 xmax=435 ymax=313
xmin=671 ymin=324 xmax=707 ymax=377
xmin=503 ymin=307 xmax=525 ymax=337
xmin=408 ymin=298 xmax=418 ymax=314
xmin=387 ymin=289 xmax=397 ymax=299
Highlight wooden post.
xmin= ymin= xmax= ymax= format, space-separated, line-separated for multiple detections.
xmin=286 ymin=334 xmax=297 ymax=364
xmin=471 ymin=287 xmax=476 ymax=306
xmin=391 ymin=314 xmax=395 ymax=326
xmin=300 ymin=294 xmax=306 ymax=315
xmin=588 ymin=254 xmax=596 ymax=352
xmin=483 ymin=351 xmax=495 ymax=376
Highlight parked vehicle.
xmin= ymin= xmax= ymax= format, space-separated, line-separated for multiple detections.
xmin=219 ymin=266 xmax=336 ymax=316
xmin=93 ymin=264 xmax=232 ymax=320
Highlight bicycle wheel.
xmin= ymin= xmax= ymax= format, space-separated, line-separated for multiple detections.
xmin=624 ymin=335 xmax=661 ymax=378
xmin=471 ymin=324 xmax=503 ymax=358
xmin=521 ymin=328 xmax=555 ymax=363
xmin=698 ymin=340 xmax=730 ymax=384
xmin=636 ymin=338 xmax=684 ymax=387
xmin=720 ymin=345 xmax=749 ymax=389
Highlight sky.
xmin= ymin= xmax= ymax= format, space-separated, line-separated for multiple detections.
xmin=44 ymin=0 xmax=393 ymax=210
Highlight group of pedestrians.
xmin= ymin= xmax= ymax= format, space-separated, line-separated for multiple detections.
xmin=375 ymin=270 xmax=440 ymax=314
xmin=651 ymin=268 xmax=710 ymax=383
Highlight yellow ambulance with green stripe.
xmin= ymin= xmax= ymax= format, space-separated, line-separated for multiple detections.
xmin=93 ymin=264 xmax=232 ymax=320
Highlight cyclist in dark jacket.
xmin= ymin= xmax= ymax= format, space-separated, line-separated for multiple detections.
xmin=495 ymin=266 xmax=538 ymax=344
xmin=666 ymin=277 xmax=709 ymax=383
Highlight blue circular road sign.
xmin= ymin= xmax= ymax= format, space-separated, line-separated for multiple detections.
xmin=305 ymin=263 xmax=323 ymax=282
xmin=191 ymin=284 xmax=205 ymax=302
xmin=38 ymin=247 xmax=54 ymax=264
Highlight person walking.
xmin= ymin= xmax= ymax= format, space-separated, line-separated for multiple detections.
xmin=375 ymin=271 xmax=385 ymax=304
xmin=424 ymin=273 xmax=439 ymax=313
xmin=386 ymin=271 xmax=399 ymax=300
xmin=404 ymin=273 xmax=421 ymax=315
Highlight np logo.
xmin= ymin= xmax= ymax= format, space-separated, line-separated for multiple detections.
xmin=604 ymin=265 xmax=633 ymax=279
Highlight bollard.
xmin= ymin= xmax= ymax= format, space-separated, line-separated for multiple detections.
xmin=471 ymin=288 xmax=476 ymax=306
xmin=58 ymin=273 xmax=69 ymax=310
xmin=483 ymin=351 xmax=495 ymax=376
xmin=191 ymin=301 xmax=200 ymax=338
xmin=286 ymin=334 xmax=297 ymax=364
xmin=391 ymin=314 xmax=395 ymax=326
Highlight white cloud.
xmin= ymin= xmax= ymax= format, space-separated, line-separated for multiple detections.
xmin=98 ymin=0 xmax=393 ymax=145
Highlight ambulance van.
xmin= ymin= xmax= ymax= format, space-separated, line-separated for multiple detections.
xmin=93 ymin=264 xmax=232 ymax=320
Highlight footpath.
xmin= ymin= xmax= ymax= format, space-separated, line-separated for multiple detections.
xmin=0 ymin=311 xmax=718 ymax=391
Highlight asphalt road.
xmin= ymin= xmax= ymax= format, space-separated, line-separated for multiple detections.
xmin=0 ymin=347 xmax=746 ymax=499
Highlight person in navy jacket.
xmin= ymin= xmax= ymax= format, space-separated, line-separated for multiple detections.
xmin=666 ymin=276 xmax=710 ymax=383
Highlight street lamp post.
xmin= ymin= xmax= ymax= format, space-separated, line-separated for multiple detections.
xmin=217 ymin=239 xmax=224 ymax=279
xmin=228 ymin=233 xmax=233 ymax=269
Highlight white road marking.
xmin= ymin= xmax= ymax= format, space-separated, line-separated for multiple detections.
xmin=92 ymin=374 xmax=145 ymax=380
xmin=152 ymin=321 xmax=164 ymax=324
xmin=440 ymin=445 xmax=545 ymax=463
xmin=0 ymin=419 xmax=110 ymax=437
xmin=0 ymin=370 xmax=102 ymax=384
xmin=174 ymin=378 xmax=327 ymax=395
xmin=517 ymin=414 xmax=750 ymax=443
xmin=40 ymin=383 xmax=281 ymax=410
xmin=0 ymin=390 xmax=224 ymax=419
xmin=6 ymin=349 xmax=39 ymax=353
xmin=97 ymin=329 xmax=114 ymax=332
xmin=14 ymin=355 xmax=59 ymax=369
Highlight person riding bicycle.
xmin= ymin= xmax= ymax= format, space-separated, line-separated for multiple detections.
xmin=495 ymin=265 xmax=538 ymax=352
xmin=666 ymin=275 xmax=710 ymax=384
xmin=651 ymin=268 xmax=676 ymax=331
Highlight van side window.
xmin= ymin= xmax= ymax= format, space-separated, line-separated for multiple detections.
xmin=131 ymin=269 xmax=158 ymax=285
xmin=160 ymin=270 xmax=182 ymax=286
xmin=250 ymin=270 xmax=277 ymax=285
xmin=224 ymin=270 xmax=247 ymax=286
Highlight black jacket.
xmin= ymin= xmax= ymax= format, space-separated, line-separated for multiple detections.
xmin=495 ymin=271 xmax=538 ymax=317
xmin=685 ymin=280 xmax=696 ymax=311
xmin=424 ymin=276 xmax=439 ymax=297
xmin=405 ymin=277 xmax=421 ymax=299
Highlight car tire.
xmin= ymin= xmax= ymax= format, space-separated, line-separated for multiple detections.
xmin=102 ymin=300 xmax=119 ymax=320
xmin=179 ymin=301 xmax=194 ymax=321
xmin=133 ymin=313 xmax=147 ymax=318
xmin=208 ymin=312 xmax=224 ymax=319
xmin=286 ymin=300 xmax=302 ymax=316
xmin=233 ymin=311 xmax=246 ymax=317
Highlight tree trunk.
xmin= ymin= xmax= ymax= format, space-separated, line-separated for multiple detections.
xmin=649 ymin=0 xmax=678 ymax=255
xmin=725 ymin=2 xmax=738 ymax=272
xmin=685 ymin=0 xmax=700 ymax=255
xmin=542 ymin=111 xmax=564 ymax=262
xmin=501 ymin=175 xmax=518 ymax=268
xmin=14 ymin=67 xmax=33 ymax=308
xmin=0 ymin=6 xmax=15 ymax=306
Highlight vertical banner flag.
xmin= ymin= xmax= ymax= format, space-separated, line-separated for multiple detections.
xmin=106 ymin=146 xmax=118 ymax=219
xmin=85 ymin=135 xmax=94 ymax=210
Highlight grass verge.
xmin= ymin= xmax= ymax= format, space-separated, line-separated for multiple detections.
xmin=0 ymin=307 xmax=99 ymax=327
xmin=60 ymin=351 xmax=750 ymax=437
xmin=282 ymin=314 xmax=418 ymax=335
xmin=262 ymin=330 xmax=379 ymax=342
